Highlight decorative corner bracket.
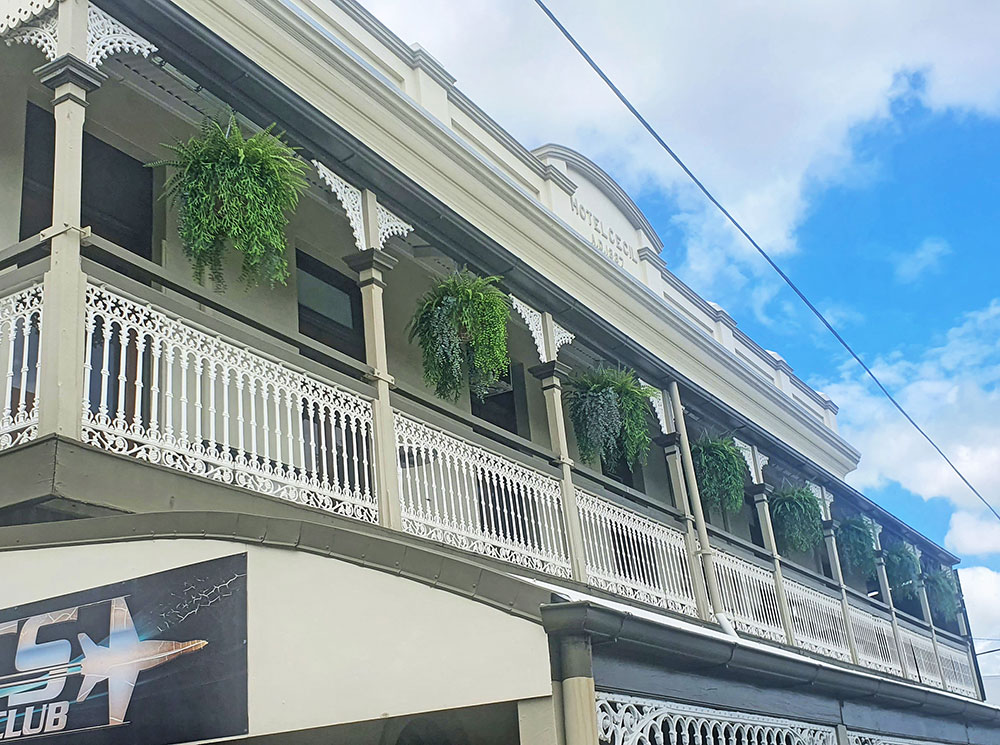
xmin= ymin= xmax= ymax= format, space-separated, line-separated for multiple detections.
xmin=2 ymin=3 xmax=155 ymax=67
xmin=510 ymin=295 xmax=574 ymax=363
xmin=638 ymin=379 xmax=669 ymax=435
xmin=375 ymin=203 xmax=413 ymax=250
xmin=733 ymin=437 xmax=768 ymax=484
xmin=312 ymin=160 xmax=366 ymax=252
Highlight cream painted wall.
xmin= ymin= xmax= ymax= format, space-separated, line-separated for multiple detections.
xmin=0 ymin=539 xmax=553 ymax=737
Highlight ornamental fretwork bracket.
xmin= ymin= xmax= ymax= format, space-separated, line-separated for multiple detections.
xmin=2 ymin=1 xmax=156 ymax=67
xmin=509 ymin=295 xmax=574 ymax=364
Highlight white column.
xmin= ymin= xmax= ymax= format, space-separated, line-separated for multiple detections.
xmin=35 ymin=0 xmax=105 ymax=439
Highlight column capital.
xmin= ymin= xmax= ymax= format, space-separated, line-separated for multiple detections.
xmin=529 ymin=360 xmax=571 ymax=382
xmin=343 ymin=247 xmax=398 ymax=286
xmin=750 ymin=482 xmax=772 ymax=503
xmin=35 ymin=53 xmax=106 ymax=93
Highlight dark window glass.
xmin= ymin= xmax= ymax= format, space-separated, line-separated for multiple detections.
xmin=20 ymin=103 xmax=153 ymax=258
xmin=296 ymin=251 xmax=364 ymax=361
xmin=471 ymin=363 xmax=529 ymax=437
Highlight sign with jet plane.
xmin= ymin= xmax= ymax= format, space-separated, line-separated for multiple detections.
xmin=0 ymin=554 xmax=247 ymax=744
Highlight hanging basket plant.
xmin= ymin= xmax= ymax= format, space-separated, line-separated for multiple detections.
xmin=564 ymin=367 xmax=656 ymax=469
xmin=770 ymin=486 xmax=824 ymax=555
xmin=408 ymin=270 xmax=511 ymax=403
xmin=835 ymin=516 xmax=876 ymax=579
xmin=690 ymin=437 xmax=748 ymax=514
xmin=924 ymin=568 xmax=960 ymax=619
xmin=883 ymin=542 xmax=921 ymax=601
xmin=150 ymin=112 xmax=307 ymax=290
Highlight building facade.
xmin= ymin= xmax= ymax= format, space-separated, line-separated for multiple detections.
xmin=0 ymin=1 xmax=996 ymax=743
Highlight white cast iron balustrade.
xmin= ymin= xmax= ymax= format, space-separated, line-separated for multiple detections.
xmin=936 ymin=640 xmax=978 ymax=698
xmin=711 ymin=548 xmax=786 ymax=643
xmin=898 ymin=626 xmax=944 ymax=689
xmin=0 ymin=283 xmax=42 ymax=451
xmin=394 ymin=412 xmax=571 ymax=577
xmin=82 ymin=284 xmax=378 ymax=522
xmin=784 ymin=577 xmax=853 ymax=662
xmin=596 ymin=692 xmax=837 ymax=745
xmin=577 ymin=488 xmax=698 ymax=617
xmin=848 ymin=605 xmax=903 ymax=676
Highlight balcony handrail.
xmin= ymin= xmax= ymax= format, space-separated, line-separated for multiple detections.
xmin=0 ymin=232 xmax=50 ymax=273
xmin=570 ymin=462 xmax=681 ymax=521
xmin=80 ymin=233 xmax=373 ymax=384
xmin=780 ymin=557 xmax=844 ymax=596
xmin=391 ymin=380 xmax=561 ymax=478
xmin=706 ymin=523 xmax=775 ymax=566
xmin=80 ymin=256 xmax=376 ymax=402
xmin=0 ymin=256 xmax=49 ymax=298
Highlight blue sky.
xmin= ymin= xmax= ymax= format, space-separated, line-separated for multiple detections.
xmin=360 ymin=0 xmax=1000 ymax=664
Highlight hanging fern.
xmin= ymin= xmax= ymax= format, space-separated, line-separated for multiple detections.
xmin=408 ymin=270 xmax=510 ymax=402
xmin=564 ymin=367 xmax=656 ymax=469
xmin=770 ymin=486 xmax=824 ymax=555
xmin=883 ymin=542 xmax=921 ymax=601
xmin=150 ymin=112 xmax=307 ymax=290
xmin=690 ymin=437 xmax=747 ymax=513
xmin=924 ymin=568 xmax=960 ymax=619
xmin=836 ymin=516 xmax=876 ymax=579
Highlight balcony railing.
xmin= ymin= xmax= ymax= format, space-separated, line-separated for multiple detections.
xmin=577 ymin=488 xmax=698 ymax=617
xmin=0 ymin=269 xmax=980 ymax=701
xmin=712 ymin=548 xmax=786 ymax=643
xmin=0 ymin=282 xmax=41 ymax=451
xmin=395 ymin=412 xmax=571 ymax=577
xmin=81 ymin=284 xmax=379 ymax=523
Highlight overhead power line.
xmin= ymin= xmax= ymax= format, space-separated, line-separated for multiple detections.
xmin=531 ymin=0 xmax=1000 ymax=525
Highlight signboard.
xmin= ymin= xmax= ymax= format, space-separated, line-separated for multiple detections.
xmin=0 ymin=554 xmax=248 ymax=744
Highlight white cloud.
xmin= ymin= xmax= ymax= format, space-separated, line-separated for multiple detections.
xmin=892 ymin=237 xmax=952 ymax=284
xmin=818 ymin=299 xmax=1000 ymax=525
xmin=359 ymin=0 xmax=1000 ymax=320
xmin=946 ymin=512 xmax=1000 ymax=557
xmin=958 ymin=566 xmax=1000 ymax=680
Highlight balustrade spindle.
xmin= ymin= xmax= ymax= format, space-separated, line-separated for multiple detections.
xmin=0 ymin=284 xmax=43 ymax=451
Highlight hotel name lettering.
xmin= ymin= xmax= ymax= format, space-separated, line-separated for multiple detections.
xmin=570 ymin=196 xmax=638 ymax=267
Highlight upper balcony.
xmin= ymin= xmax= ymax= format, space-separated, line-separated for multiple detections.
xmin=0 ymin=0 xmax=985 ymax=707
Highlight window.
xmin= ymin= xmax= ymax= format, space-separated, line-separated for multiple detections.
xmin=470 ymin=363 xmax=530 ymax=437
xmin=296 ymin=251 xmax=364 ymax=361
xmin=20 ymin=103 xmax=153 ymax=258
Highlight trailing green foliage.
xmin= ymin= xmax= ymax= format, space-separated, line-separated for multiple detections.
xmin=770 ymin=486 xmax=824 ymax=555
xmin=407 ymin=270 xmax=510 ymax=402
xmin=924 ymin=568 xmax=960 ymax=619
xmin=836 ymin=516 xmax=876 ymax=579
xmin=150 ymin=112 xmax=307 ymax=290
xmin=564 ymin=367 xmax=656 ymax=468
xmin=883 ymin=542 xmax=921 ymax=601
xmin=690 ymin=437 xmax=747 ymax=514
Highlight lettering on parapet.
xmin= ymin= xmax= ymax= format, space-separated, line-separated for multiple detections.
xmin=570 ymin=196 xmax=638 ymax=267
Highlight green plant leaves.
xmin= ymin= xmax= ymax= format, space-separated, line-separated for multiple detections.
xmin=149 ymin=113 xmax=306 ymax=290
xmin=835 ymin=516 xmax=876 ymax=579
xmin=770 ymin=486 xmax=824 ymax=555
xmin=924 ymin=568 xmax=959 ymax=620
xmin=690 ymin=437 xmax=747 ymax=513
xmin=883 ymin=542 xmax=921 ymax=601
xmin=407 ymin=270 xmax=511 ymax=402
xmin=564 ymin=367 xmax=656 ymax=470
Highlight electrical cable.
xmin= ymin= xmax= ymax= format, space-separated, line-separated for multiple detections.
xmin=531 ymin=0 xmax=1000 ymax=523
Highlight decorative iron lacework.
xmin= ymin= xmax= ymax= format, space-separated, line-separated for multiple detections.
xmin=81 ymin=284 xmax=378 ymax=523
xmin=375 ymin=203 xmax=413 ymax=249
xmin=2 ymin=4 xmax=155 ymax=66
xmin=394 ymin=411 xmax=571 ymax=578
xmin=509 ymin=295 xmax=574 ymax=363
xmin=576 ymin=488 xmax=698 ymax=617
xmin=510 ymin=295 xmax=545 ymax=362
xmin=86 ymin=4 xmax=156 ymax=67
xmin=638 ymin=379 xmax=668 ymax=435
xmin=848 ymin=734 xmax=946 ymax=745
xmin=0 ymin=283 xmax=43 ymax=452
xmin=0 ymin=0 xmax=56 ymax=34
xmin=596 ymin=692 xmax=836 ymax=745
xmin=2 ymin=5 xmax=55 ymax=60
xmin=313 ymin=160 xmax=365 ymax=251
